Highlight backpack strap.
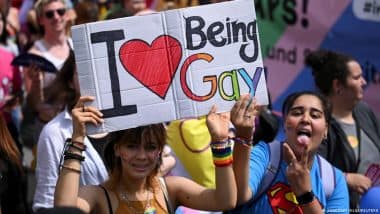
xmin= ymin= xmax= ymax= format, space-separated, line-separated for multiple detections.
xmin=317 ymin=155 xmax=336 ymax=199
xmin=245 ymin=142 xmax=335 ymax=208
xmin=158 ymin=177 xmax=175 ymax=214
xmin=253 ymin=140 xmax=282 ymax=201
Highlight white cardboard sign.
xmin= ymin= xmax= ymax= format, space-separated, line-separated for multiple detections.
xmin=71 ymin=0 xmax=268 ymax=134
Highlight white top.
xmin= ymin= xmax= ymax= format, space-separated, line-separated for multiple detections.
xmin=34 ymin=38 xmax=73 ymax=70
xmin=32 ymin=109 xmax=109 ymax=211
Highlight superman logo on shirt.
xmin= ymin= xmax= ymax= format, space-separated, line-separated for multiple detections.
xmin=266 ymin=183 xmax=302 ymax=214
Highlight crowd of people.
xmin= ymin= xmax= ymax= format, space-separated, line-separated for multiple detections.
xmin=0 ymin=0 xmax=379 ymax=213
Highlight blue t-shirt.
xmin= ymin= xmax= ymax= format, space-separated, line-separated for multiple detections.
xmin=230 ymin=141 xmax=349 ymax=213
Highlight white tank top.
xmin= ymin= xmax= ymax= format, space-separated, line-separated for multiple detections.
xmin=33 ymin=38 xmax=73 ymax=87
xmin=34 ymin=38 xmax=73 ymax=70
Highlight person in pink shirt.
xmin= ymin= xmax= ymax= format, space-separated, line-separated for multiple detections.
xmin=0 ymin=10 xmax=23 ymax=152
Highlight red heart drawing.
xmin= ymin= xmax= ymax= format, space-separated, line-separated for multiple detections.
xmin=119 ymin=35 xmax=182 ymax=99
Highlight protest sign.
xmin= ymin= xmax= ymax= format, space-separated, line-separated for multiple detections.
xmin=71 ymin=0 xmax=267 ymax=134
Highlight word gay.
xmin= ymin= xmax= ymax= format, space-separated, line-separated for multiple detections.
xmin=180 ymin=53 xmax=263 ymax=101
xmin=185 ymin=16 xmax=260 ymax=63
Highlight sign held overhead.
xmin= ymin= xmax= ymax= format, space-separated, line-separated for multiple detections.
xmin=71 ymin=0 xmax=268 ymax=134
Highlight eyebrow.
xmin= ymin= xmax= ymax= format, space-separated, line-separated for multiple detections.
xmin=289 ymin=106 xmax=324 ymax=114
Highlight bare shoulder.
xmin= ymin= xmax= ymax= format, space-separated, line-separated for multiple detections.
xmin=79 ymin=185 xmax=119 ymax=214
xmin=80 ymin=185 xmax=102 ymax=194
xmin=78 ymin=185 xmax=102 ymax=204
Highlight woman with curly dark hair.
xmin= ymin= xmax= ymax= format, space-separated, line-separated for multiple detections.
xmin=305 ymin=49 xmax=380 ymax=209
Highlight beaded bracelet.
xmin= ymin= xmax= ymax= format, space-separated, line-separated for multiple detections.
xmin=210 ymin=139 xmax=233 ymax=167
xmin=64 ymin=150 xmax=85 ymax=162
xmin=61 ymin=165 xmax=81 ymax=174
xmin=233 ymin=137 xmax=253 ymax=147
xmin=65 ymin=138 xmax=87 ymax=152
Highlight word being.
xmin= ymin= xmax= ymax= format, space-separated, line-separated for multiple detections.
xmin=255 ymin=0 xmax=310 ymax=28
xmin=185 ymin=16 xmax=260 ymax=63
xmin=180 ymin=53 xmax=263 ymax=101
xmin=364 ymin=0 xmax=380 ymax=16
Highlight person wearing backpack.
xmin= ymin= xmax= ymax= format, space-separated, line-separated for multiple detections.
xmin=227 ymin=91 xmax=349 ymax=213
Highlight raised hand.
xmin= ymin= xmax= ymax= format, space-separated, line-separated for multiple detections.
xmin=26 ymin=64 xmax=44 ymax=110
xmin=283 ymin=143 xmax=311 ymax=196
xmin=206 ymin=105 xmax=230 ymax=142
xmin=71 ymin=96 xmax=103 ymax=142
xmin=346 ymin=173 xmax=372 ymax=194
xmin=230 ymin=94 xmax=257 ymax=140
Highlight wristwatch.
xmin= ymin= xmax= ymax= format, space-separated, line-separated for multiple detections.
xmin=296 ymin=190 xmax=315 ymax=205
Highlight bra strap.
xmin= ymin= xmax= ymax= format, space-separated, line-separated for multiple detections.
xmin=99 ymin=185 xmax=113 ymax=214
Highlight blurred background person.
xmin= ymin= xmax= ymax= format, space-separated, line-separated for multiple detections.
xmin=0 ymin=2 xmax=19 ymax=55
xmin=0 ymin=0 xmax=20 ymax=43
xmin=0 ymin=114 xmax=28 ymax=214
xmin=32 ymin=50 xmax=108 ymax=212
xmin=21 ymin=0 xmax=72 ymax=150
xmin=73 ymin=0 xmax=98 ymax=25
xmin=306 ymin=49 xmax=380 ymax=209
xmin=0 ymin=10 xmax=23 ymax=156
xmin=18 ymin=0 xmax=45 ymax=54
xmin=104 ymin=0 xmax=147 ymax=19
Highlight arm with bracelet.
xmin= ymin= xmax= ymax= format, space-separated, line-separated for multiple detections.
xmin=159 ymin=103 xmax=238 ymax=211
xmin=54 ymin=96 xmax=104 ymax=211
xmin=55 ymin=96 xmax=237 ymax=213
xmin=230 ymin=94 xmax=257 ymax=205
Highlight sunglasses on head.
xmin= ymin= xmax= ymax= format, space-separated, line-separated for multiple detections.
xmin=44 ymin=8 xmax=66 ymax=19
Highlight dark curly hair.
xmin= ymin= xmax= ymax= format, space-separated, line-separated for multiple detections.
xmin=305 ymin=50 xmax=355 ymax=96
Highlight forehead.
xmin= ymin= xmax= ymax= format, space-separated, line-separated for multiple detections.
xmin=43 ymin=1 xmax=65 ymax=10
xmin=291 ymin=95 xmax=323 ymax=111
xmin=347 ymin=61 xmax=362 ymax=76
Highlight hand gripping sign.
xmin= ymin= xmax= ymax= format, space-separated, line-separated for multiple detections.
xmin=71 ymin=0 xmax=268 ymax=134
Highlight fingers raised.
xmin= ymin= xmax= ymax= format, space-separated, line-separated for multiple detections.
xmin=72 ymin=96 xmax=103 ymax=126
xmin=74 ymin=96 xmax=95 ymax=109
xmin=283 ymin=143 xmax=297 ymax=165
xmin=208 ymin=104 xmax=217 ymax=115
xmin=300 ymin=146 xmax=309 ymax=167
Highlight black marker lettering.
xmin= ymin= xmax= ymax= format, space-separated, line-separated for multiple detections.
xmin=91 ymin=30 xmax=137 ymax=118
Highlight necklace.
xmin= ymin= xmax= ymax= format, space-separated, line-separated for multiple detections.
xmin=120 ymin=189 xmax=157 ymax=214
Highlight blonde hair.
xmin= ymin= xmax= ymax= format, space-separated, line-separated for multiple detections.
xmin=34 ymin=0 xmax=66 ymax=18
